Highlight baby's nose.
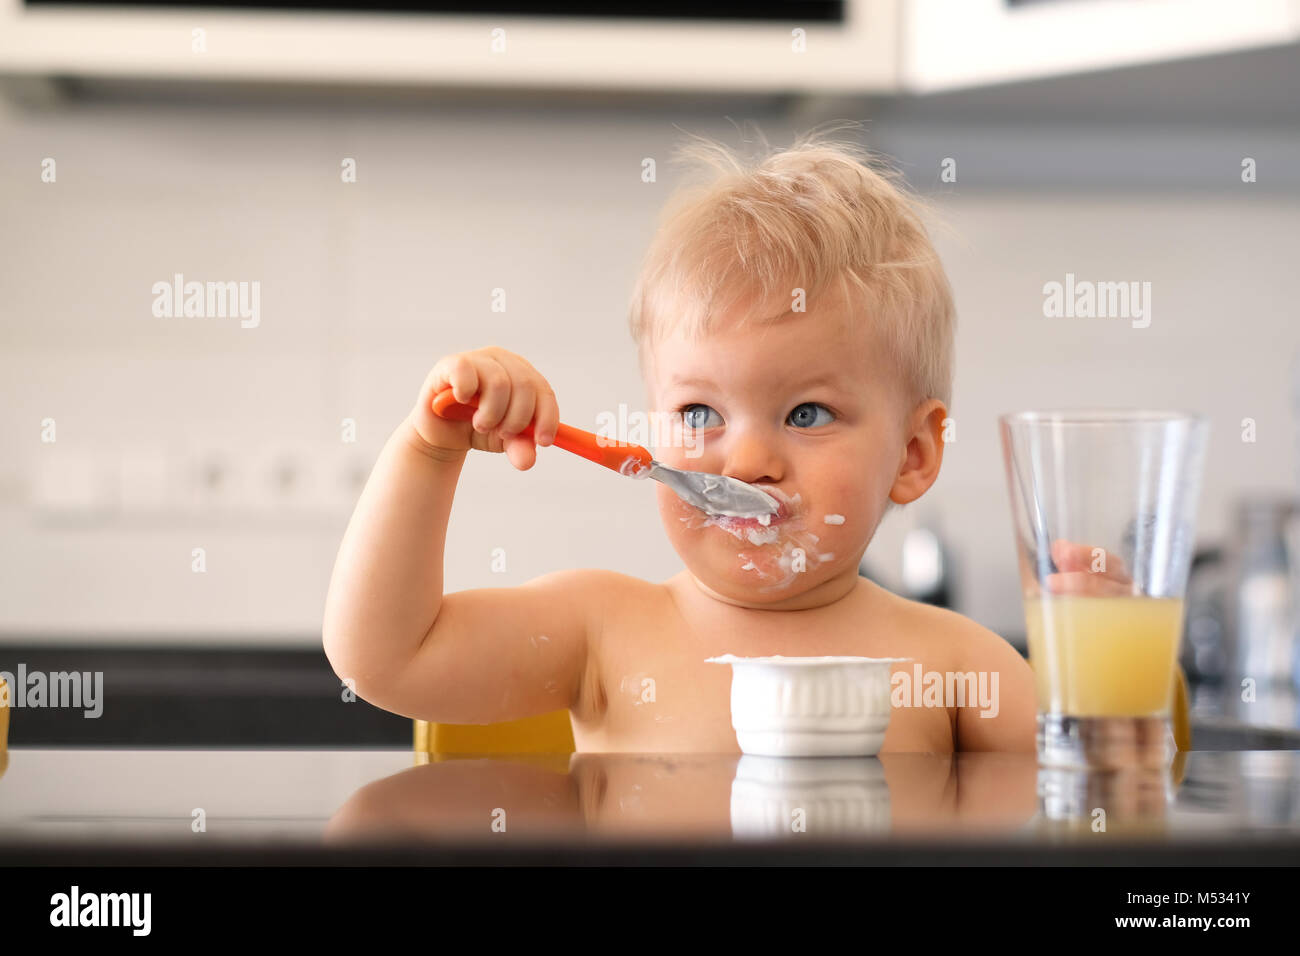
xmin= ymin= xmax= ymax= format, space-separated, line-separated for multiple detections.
xmin=720 ymin=432 xmax=784 ymax=486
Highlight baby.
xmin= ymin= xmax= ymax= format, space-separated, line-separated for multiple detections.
xmin=323 ymin=132 xmax=1036 ymax=753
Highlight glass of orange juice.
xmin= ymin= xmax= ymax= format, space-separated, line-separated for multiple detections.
xmin=1000 ymin=410 xmax=1208 ymax=769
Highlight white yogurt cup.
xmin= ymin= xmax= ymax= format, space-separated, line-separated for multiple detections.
xmin=707 ymin=655 xmax=909 ymax=757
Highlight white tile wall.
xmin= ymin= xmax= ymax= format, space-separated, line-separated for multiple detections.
xmin=1 ymin=91 xmax=1297 ymax=642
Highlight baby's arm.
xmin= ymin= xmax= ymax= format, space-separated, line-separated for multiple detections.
xmin=323 ymin=347 xmax=593 ymax=723
xmin=344 ymin=564 xmax=597 ymax=724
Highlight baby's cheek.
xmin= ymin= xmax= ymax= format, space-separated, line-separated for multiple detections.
xmin=656 ymin=485 xmax=696 ymax=537
xmin=814 ymin=476 xmax=877 ymax=525
xmin=811 ymin=491 xmax=885 ymax=559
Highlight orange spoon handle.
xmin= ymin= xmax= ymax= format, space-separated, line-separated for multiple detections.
xmin=430 ymin=387 xmax=653 ymax=474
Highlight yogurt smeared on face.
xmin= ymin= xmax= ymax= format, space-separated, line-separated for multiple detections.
xmin=678 ymin=487 xmax=837 ymax=591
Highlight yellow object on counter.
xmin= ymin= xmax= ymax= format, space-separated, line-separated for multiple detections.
xmin=1172 ymin=664 xmax=1191 ymax=752
xmin=0 ymin=678 xmax=9 ymax=780
xmin=414 ymin=709 xmax=575 ymax=756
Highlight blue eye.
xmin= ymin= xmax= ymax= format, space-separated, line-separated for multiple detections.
xmin=679 ymin=404 xmax=721 ymax=429
xmin=788 ymin=403 xmax=834 ymax=428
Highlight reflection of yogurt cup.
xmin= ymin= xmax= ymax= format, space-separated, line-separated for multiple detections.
xmin=730 ymin=755 xmax=889 ymax=836
xmin=708 ymin=655 xmax=908 ymax=757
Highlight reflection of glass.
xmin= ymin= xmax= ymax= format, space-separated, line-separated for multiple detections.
xmin=1034 ymin=766 xmax=1173 ymax=837
xmin=1000 ymin=410 xmax=1209 ymax=769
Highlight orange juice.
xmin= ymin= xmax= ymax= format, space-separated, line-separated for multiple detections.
xmin=1024 ymin=595 xmax=1184 ymax=717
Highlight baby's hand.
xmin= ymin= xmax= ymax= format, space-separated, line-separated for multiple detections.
xmin=1043 ymin=539 xmax=1134 ymax=596
xmin=408 ymin=347 xmax=559 ymax=471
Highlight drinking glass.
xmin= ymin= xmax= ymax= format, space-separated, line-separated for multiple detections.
xmin=1000 ymin=410 xmax=1209 ymax=769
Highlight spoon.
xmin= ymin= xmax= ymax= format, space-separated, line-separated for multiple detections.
xmin=431 ymin=387 xmax=780 ymax=520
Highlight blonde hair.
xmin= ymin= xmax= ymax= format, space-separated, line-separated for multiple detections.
xmin=628 ymin=125 xmax=955 ymax=412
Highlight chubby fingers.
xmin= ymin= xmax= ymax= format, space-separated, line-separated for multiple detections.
xmin=1045 ymin=539 xmax=1134 ymax=595
xmin=1043 ymin=571 xmax=1133 ymax=596
xmin=1049 ymin=538 xmax=1131 ymax=580
xmin=426 ymin=348 xmax=559 ymax=469
xmin=428 ymin=353 xmax=480 ymax=406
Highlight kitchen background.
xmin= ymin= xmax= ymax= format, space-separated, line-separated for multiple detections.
xmin=1 ymin=0 xmax=1298 ymax=742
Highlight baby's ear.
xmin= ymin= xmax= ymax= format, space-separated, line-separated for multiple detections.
xmin=888 ymin=400 xmax=947 ymax=505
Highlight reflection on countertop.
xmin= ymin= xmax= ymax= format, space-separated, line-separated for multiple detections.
xmin=328 ymin=751 xmax=1040 ymax=843
xmin=1 ymin=749 xmax=1298 ymax=861
xmin=1189 ymin=680 xmax=1300 ymax=748
xmin=1192 ymin=680 xmax=1297 ymax=724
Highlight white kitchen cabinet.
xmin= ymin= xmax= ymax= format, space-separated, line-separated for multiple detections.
xmin=901 ymin=0 xmax=1300 ymax=93
xmin=0 ymin=0 xmax=901 ymax=93
xmin=0 ymin=0 xmax=1295 ymax=94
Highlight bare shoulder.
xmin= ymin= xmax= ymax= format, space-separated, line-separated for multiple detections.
xmin=877 ymin=590 xmax=1036 ymax=752
xmin=873 ymin=584 xmax=1025 ymax=671
xmin=522 ymin=567 xmax=667 ymax=637
xmin=522 ymin=567 xmax=654 ymax=596
xmin=524 ymin=567 xmax=662 ymax=604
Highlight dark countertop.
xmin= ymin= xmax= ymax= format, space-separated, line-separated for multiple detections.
xmin=3 ymin=642 xmax=1300 ymax=750
xmin=3 ymin=644 xmax=1298 ymax=864
xmin=0 ymin=644 xmax=411 ymax=747
xmin=2 ymin=748 xmax=1298 ymax=865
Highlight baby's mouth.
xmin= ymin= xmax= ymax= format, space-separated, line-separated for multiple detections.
xmin=748 ymin=484 xmax=795 ymax=522
xmin=717 ymin=507 xmax=786 ymax=529
xmin=700 ymin=485 xmax=797 ymax=540
xmin=713 ymin=514 xmax=781 ymax=535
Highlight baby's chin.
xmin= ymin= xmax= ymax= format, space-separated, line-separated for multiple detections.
xmin=672 ymin=525 xmax=845 ymax=602
xmin=689 ymin=564 xmax=829 ymax=606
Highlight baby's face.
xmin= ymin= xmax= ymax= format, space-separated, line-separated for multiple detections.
xmin=645 ymin=296 xmax=914 ymax=608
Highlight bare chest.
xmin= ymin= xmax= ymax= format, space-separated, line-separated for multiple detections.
xmin=571 ymin=586 xmax=955 ymax=754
